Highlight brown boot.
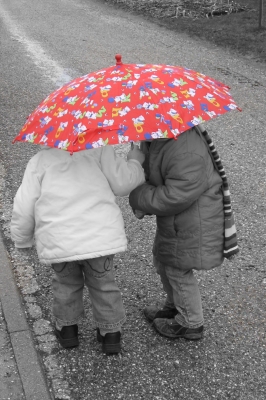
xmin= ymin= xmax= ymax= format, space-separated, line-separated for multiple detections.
xmin=153 ymin=318 xmax=203 ymax=340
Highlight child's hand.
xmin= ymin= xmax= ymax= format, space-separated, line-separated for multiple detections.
xmin=134 ymin=209 xmax=146 ymax=219
xmin=127 ymin=144 xmax=145 ymax=165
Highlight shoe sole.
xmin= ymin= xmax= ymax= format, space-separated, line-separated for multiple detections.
xmin=55 ymin=330 xmax=79 ymax=348
xmin=102 ymin=343 xmax=121 ymax=355
xmin=183 ymin=332 xmax=203 ymax=340
xmin=153 ymin=323 xmax=203 ymax=340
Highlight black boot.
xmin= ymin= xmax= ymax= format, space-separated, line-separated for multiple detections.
xmin=55 ymin=324 xmax=79 ymax=348
xmin=96 ymin=328 xmax=121 ymax=355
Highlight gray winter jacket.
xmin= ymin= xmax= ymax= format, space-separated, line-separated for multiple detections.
xmin=129 ymin=128 xmax=224 ymax=270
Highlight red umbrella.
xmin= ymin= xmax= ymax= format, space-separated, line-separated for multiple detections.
xmin=13 ymin=54 xmax=241 ymax=153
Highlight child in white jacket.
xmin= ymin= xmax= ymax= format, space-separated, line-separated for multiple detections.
xmin=11 ymin=144 xmax=145 ymax=354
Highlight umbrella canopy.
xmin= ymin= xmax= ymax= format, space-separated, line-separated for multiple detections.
xmin=13 ymin=55 xmax=241 ymax=153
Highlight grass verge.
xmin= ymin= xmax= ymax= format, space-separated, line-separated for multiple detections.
xmin=104 ymin=0 xmax=266 ymax=63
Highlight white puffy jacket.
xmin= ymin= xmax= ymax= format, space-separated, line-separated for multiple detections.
xmin=11 ymin=146 xmax=145 ymax=265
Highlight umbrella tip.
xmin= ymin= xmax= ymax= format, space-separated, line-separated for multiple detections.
xmin=115 ymin=54 xmax=122 ymax=65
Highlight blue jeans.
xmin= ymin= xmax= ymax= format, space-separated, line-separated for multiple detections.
xmin=51 ymin=255 xmax=126 ymax=332
xmin=154 ymin=256 xmax=203 ymax=328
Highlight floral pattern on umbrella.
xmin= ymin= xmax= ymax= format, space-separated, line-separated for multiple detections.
xmin=13 ymin=55 xmax=241 ymax=152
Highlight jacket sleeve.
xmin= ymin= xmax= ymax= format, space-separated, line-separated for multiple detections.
xmin=100 ymin=146 xmax=145 ymax=197
xmin=10 ymin=159 xmax=41 ymax=248
xmin=129 ymin=152 xmax=209 ymax=216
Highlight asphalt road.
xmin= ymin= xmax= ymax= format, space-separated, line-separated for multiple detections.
xmin=0 ymin=0 xmax=266 ymax=399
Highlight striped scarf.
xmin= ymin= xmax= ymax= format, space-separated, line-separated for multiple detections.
xmin=195 ymin=125 xmax=239 ymax=259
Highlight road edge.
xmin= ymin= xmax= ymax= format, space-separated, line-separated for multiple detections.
xmin=0 ymin=229 xmax=53 ymax=400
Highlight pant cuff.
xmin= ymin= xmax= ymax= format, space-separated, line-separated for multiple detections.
xmin=93 ymin=315 xmax=126 ymax=330
xmin=54 ymin=311 xmax=84 ymax=328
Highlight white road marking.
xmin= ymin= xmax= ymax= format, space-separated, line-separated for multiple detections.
xmin=0 ymin=1 xmax=73 ymax=87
